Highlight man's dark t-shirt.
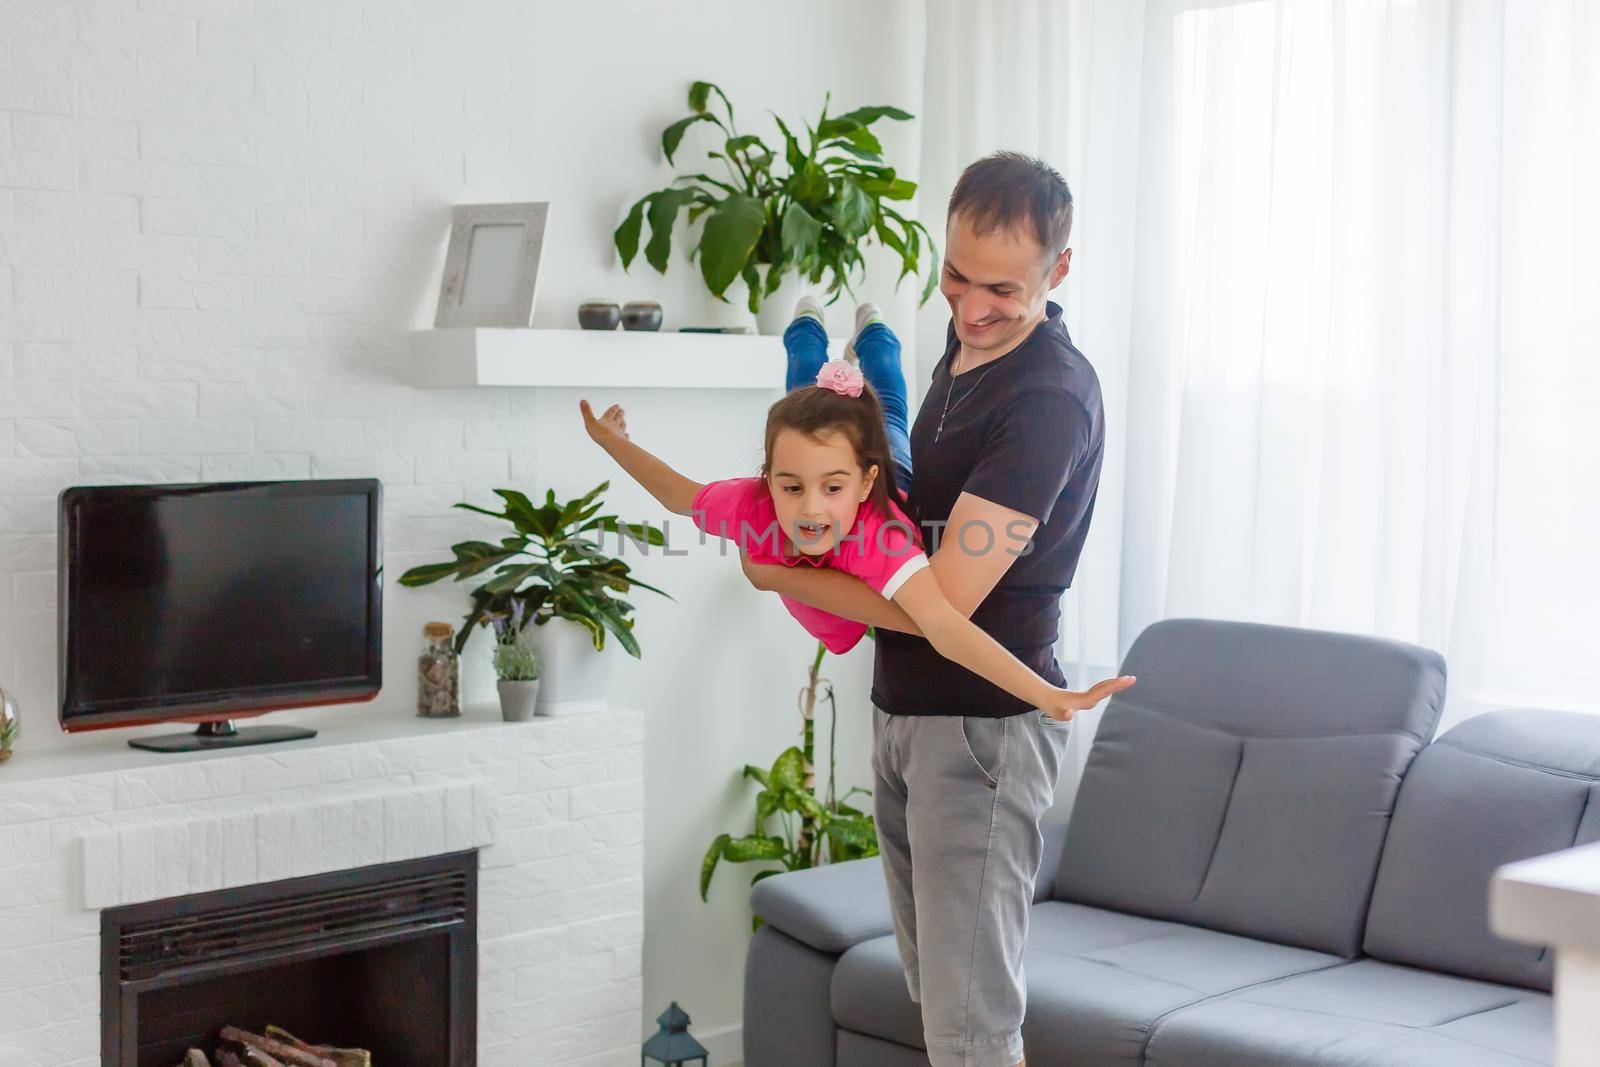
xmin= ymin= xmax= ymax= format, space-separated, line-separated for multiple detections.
xmin=872 ymin=300 xmax=1104 ymax=718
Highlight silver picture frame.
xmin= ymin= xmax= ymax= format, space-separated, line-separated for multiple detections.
xmin=434 ymin=201 xmax=549 ymax=328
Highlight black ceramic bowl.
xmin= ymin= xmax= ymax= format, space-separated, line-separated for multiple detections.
xmin=621 ymin=301 xmax=663 ymax=332
xmin=578 ymin=302 xmax=621 ymax=330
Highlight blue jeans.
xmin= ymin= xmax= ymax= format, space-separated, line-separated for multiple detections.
xmin=783 ymin=315 xmax=913 ymax=481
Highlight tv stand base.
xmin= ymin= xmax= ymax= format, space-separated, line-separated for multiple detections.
xmin=127 ymin=720 xmax=318 ymax=753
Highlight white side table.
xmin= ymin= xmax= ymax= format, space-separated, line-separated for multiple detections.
xmin=1491 ymin=842 xmax=1600 ymax=1067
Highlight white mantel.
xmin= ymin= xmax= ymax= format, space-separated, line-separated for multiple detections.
xmin=0 ymin=704 xmax=644 ymax=1067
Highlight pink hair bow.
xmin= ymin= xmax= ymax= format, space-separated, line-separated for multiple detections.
xmin=815 ymin=359 xmax=865 ymax=397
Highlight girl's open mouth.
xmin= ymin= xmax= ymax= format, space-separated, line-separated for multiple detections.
xmin=797 ymin=520 xmax=831 ymax=541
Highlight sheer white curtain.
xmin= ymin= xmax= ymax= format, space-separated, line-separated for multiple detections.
xmin=920 ymin=0 xmax=1600 ymax=737
xmin=918 ymin=0 xmax=1148 ymax=684
xmin=1119 ymin=0 xmax=1600 ymax=729
xmin=917 ymin=0 xmax=1148 ymax=790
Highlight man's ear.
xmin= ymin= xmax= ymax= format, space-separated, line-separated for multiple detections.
xmin=1049 ymin=247 xmax=1073 ymax=289
xmin=860 ymin=463 xmax=880 ymax=501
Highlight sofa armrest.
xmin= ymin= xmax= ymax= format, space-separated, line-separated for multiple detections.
xmin=750 ymin=856 xmax=893 ymax=954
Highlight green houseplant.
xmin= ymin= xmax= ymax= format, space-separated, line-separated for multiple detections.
xmin=0 ymin=687 xmax=17 ymax=763
xmin=701 ymin=642 xmax=879 ymax=923
xmin=399 ymin=484 xmax=668 ymax=712
xmin=615 ymin=80 xmax=940 ymax=328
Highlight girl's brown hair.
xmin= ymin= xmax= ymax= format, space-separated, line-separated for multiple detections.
xmin=762 ymin=383 xmax=900 ymax=518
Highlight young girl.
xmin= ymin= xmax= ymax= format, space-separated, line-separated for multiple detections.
xmin=578 ymin=299 xmax=1133 ymax=722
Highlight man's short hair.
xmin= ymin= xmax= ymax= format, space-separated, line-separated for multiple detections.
xmin=947 ymin=151 xmax=1073 ymax=255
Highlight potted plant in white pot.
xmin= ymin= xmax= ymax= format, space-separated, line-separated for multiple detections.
xmin=492 ymin=601 xmax=541 ymax=721
xmin=399 ymin=483 xmax=669 ymax=715
xmin=614 ymin=80 xmax=941 ymax=335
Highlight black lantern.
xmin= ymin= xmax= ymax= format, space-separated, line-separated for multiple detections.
xmin=641 ymin=1000 xmax=709 ymax=1066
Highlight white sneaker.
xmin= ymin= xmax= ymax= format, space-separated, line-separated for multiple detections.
xmin=793 ymin=294 xmax=825 ymax=325
xmin=843 ymin=303 xmax=885 ymax=365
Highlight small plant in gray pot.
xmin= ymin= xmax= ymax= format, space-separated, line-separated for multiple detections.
xmin=492 ymin=601 xmax=541 ymax=721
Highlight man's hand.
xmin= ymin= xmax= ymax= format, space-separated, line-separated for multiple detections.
xmin=580 ymin=399 xmax=629 ymax=450
xmin=1042 ymin=675 xmax=1137 ymax=722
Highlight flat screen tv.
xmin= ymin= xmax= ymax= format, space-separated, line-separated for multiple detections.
xmin=58 ymin=479 xmax=383 ymax=752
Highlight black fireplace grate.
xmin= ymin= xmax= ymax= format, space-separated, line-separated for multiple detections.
xmin=116 ymin=868 xmax=471 ymax=982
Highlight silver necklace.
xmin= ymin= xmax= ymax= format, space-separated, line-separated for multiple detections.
xmin=935 ymin=349 xmax=994 ymax=441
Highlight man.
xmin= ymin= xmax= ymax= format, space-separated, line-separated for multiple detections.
xmin=743 ymin=151 xmax=1110 ymax=1067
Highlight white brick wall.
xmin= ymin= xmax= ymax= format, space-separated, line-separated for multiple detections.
xmin=0 ymin=0 xmax=921 ymax=1051
xmin=0 ymin=708 xmax=645 ymax=1067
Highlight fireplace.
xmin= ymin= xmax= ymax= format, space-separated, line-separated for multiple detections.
xmin=100 ymin=850 xmax=478 ymax=1067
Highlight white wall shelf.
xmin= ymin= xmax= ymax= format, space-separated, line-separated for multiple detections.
xmin=411 ymin=327 xmax=845 ymax=390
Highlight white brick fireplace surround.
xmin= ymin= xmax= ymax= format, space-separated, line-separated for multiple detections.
xmin=0 ymin=704 xmax=645 ymax=1067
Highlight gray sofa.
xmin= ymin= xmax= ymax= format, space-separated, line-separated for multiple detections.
xmin=744 ymin=618 xmax=1600 ymax=1066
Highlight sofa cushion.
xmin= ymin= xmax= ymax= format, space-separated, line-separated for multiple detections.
xmin=1363 ymin=708 xmax=1600 ymax=991
xmin=1144 ymin=958 xmax=1552 ymax=1066
xmin=831 ymin=936 xmax=926 ymax=1049
xmin=749 ymin=855 xmax=893 ymax=954
xmin=1058 ymin=618 xmax=1445 ymax=957
xmin=837 ymin=1030 xmax=930 ymax=1067
xmin=830 ymin=900 xmax=1340 ymax=1063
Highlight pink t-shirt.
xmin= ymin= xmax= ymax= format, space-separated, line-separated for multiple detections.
xmin=691 ymin=477 xmax=929 ymax=655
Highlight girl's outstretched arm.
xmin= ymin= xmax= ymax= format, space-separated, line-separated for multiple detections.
xmin=891 ymin=568 xmax=1135 ymax=722
xmin=579 ymin=399 xmax=703 ymax=516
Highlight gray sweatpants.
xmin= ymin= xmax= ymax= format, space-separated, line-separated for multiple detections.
xmin=871 ymin=704 xmax=1073 ymax=1067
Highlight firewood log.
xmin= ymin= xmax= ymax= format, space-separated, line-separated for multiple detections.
xmin=238 ymin=1045 xmax=286 ymax=1067
xmin=217 ymin=1053 xmax=244 ymax=1067
xmin=218 ymin=1028 xmax=336 ymax=1067
xmin=181 ymin=1051 xmax=212 ymax=1067
xmin=263 ymin=1025 xmax=371 ymax=1067
xmin=212 ymin=1040 xmax=251 ymax=1067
